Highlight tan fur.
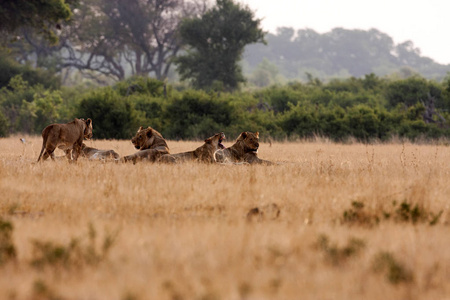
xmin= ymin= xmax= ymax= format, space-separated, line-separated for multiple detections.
xmin=80 ymin=143 xmax=120 ymax=161
xmin=37 ymin=118 xmax=93 ymax=162
xmin=123 ymin=126 xmax=169 ymax=163
xmin=160 ymin=132 xmax=225 ymax=164
xmin=214 ymin=131 xmax=273 ymax=165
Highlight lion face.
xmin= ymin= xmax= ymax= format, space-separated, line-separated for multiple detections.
xmin=239 ymin=131 xmax=259 ymax=153
xmin=131 ymin=126 xmax=156 ymax=150
xmin=205 ymin=132 xmax=226 ymax=150
xmin=83 ymin=118 xmax=93 ymax=140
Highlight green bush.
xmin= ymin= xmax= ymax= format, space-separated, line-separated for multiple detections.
xmin=0 ymin=51 xmax=60 ymax=90
xmin=163 ymin=90 xmax=233 ymax=139
xmin=114 ymin=76 xmax=166 ymax=97
xmin=373 ymin=252 xmax=414 ymax=284
xmin=0 ymin=110 xmax=9 ymax=137
xmin=1 ymin=73 xmax=450 ymax=141
xmin=77 ymin=88 xmax=145 ymax=139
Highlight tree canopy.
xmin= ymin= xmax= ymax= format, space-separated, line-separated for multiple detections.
xmin=0 ymin=0 xmax=78 ymax=44
xmin=175 ymin=0 xmax=265 ymax=91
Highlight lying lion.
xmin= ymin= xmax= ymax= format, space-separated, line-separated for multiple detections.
xmin=159 ymin=132 xmax=225 ymax=163
xmin=122 ymin=126 xmax=170 ymax=163
xmin=214 ymin=131 xmax=273 ymax=165
xmin=80 ymin=143 xmax=120 ymax=161
xmin=37 ymin=118 xmax=93 ymax=162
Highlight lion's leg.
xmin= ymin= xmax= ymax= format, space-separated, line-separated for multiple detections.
xmin=72 ymin=144 xmax=81 ymax=162
xmin=44 ymin=145 xmax=57 ymax=161
xmin=41 ymin=149 xmax=51 ymax=161
xmin=64 ymin=149 xmax=72 ymax=160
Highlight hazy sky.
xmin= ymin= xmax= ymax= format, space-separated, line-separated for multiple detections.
xmin=239 ymin=0 xmax=450 ymax=65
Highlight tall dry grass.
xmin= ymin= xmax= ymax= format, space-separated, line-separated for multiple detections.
xmin=1 ymin=135 xmax=450 ymax=300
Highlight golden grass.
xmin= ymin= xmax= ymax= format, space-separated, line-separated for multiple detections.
xmin=1 ymin=135 xmax=450 ymax=300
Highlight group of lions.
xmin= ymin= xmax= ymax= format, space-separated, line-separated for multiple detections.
xmin=37 ymin=118 xmax=273 ymax=165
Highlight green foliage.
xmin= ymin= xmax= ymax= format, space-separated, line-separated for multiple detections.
xmin=30 ymin=224 xmax=118 ymax=271
xmin=77 ymin=87 xmax=145 ymax=139
xmin=0 ymin=218 xmax=16 ymax=265
xmin=114 ymin=76 xmax=166 ymax=98
xmin=0 ymin=0 xmax=77 ymax=43
xmin=315 ymin=234 xmax=365 ymax=266
xmin=0 ymin=52 xmax=60 ymax=89
xmin=373 ymin=252 xmax=414 ymax=284
xmin=163 ymin=90 xmax=233 ymax=139
xmin=385 ymin=77 xmax=441 ymax=108
xmin=342 ymin=200 xmax=443 ymax=226
xmin=342 ymin=201 xmax=380 ymax=227
xmin=0 ymin=110 xmax=8 ymax=137
xmin=2 ymin=74 xmax=450 ymax=141
xmin=0 ymin=75 xmax=69 ymax=134
xmin=175 ymin=0 xmax=265 ymax=91
xmin=32 ymin=279 xmax=64 ymax=300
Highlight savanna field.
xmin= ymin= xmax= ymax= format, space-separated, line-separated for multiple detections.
xmin=1 ymin=135 xmax=450 ymax=300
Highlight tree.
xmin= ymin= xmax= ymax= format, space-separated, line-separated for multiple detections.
xmin=55 ymin=0 xmax=205 ymax=82
xmin=175 ymin=0 xmax=265 ymax=91
xmin=0 ymin=0 xmax=78 ymax=44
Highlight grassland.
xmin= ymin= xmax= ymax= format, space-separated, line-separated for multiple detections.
xmin=1 ymin=135 xmax=450 ymax=300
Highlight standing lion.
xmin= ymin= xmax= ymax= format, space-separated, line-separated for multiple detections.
xmin=37 ymin=118 xmax=93 ymax=162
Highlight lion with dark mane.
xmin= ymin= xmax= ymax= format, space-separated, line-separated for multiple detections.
xmin=37 ymin=118 xmax=93 ymax=162
xmin=160 ymin=132 xmax=225 ymax=163
xmin=214 ymin=131 xmax=273 ymax=165
xmin=122 ymin=126 xmax=169 ymax=163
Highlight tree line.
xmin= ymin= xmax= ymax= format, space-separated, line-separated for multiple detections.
xmin=1 ymin=74 xmax=449 ymax=142
xmin=244 ymin=27 xmax=450 ymax=86
xmin=3 ymin=0 xmax=447 ymax=91
xmin=2 ymin=0 xmax=264 ymax=91
xmin=1 ymin=0 xmax=450 ymax=142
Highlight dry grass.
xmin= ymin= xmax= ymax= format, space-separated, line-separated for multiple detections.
xmin=1 ymin=135 xmax=450 ymax=300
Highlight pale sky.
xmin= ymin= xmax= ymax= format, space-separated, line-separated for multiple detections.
xmin=239 ymin=0 xmax=450 ymax=65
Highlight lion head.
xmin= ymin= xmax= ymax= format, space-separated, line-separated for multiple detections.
xmin=82 ymin=118 xmax=93 ymax=140
xmin=204 ymin=132 xmax=226 ymax=150
xmin=131 ymin=126 xmax=168 ymax=151
xmin=237 ymin=131 xmax=259 ymax=153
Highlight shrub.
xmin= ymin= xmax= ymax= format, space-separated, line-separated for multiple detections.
xmin=373 ymin=251 xmax=414 ymax=284
xmin=315 ymin=234 xmax=365 ymax=266
xmin=342 ymin=200 xmax=443 ymax=226
xmin=30 ymin=224 xmax=118 ymax=271
xmin=77 ymin=88 xmax=145 ymax=139
xmin=0 ymin=110 xmax=9 ymax=137
xmin=163 ymin=90 xmax=233 ymax=139
xmin=0 ymin=218 xmax=16 ymax=265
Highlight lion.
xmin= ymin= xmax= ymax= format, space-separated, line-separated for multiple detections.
xmin=214 ymin=131 xmax=273 ymax=165
xmin=122 ymin=126 xmax=169 ymax=163
xmin=159 ymin=132 xmax=225 ymax=163
xmin=80 ymin=143 xmax=120 ymax=161
xmin=37 ymin=118 xmax=93 ymax=162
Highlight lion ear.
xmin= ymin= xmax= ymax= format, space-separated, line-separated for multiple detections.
xmin=241 ymin=132 xmax=247 ymax=139
xmin=205 ymin=137 xmax=212 ymax=143
xmin=138 ymin=126 xmax=143 ymax=132
xmin=146 ymin=129 xmax=153 ymax=137
xmin=255 ymin=132 xmax=259 ymax=138
xmin=86 ymin=118 xmax=92 ymax=126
